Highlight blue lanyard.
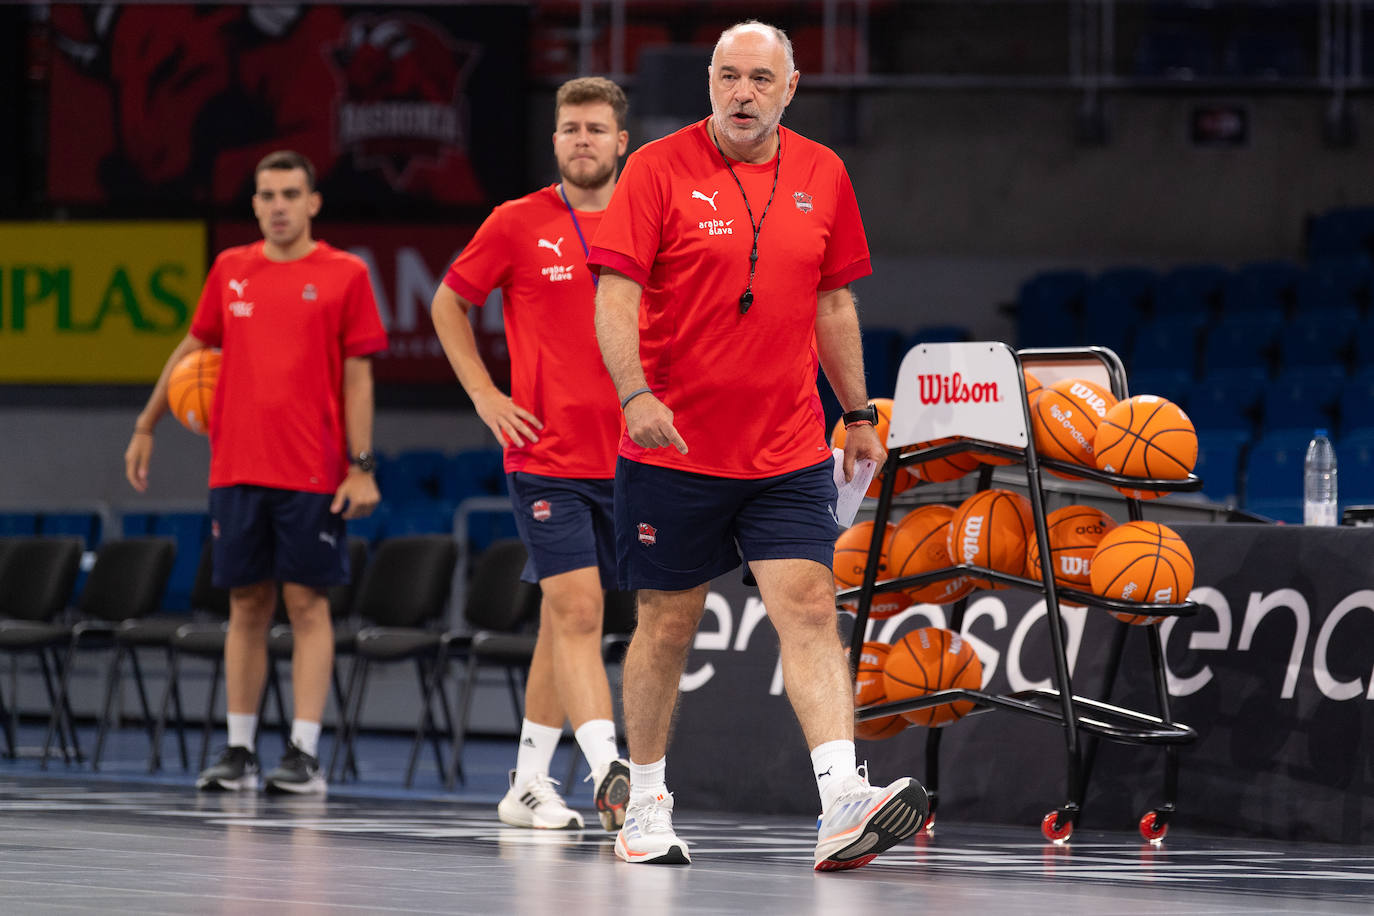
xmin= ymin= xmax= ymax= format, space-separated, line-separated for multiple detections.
xmin=558 ymin=183 xmax=597 ymax=288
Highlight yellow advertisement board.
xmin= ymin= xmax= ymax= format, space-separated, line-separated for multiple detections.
xmin=0 ymin=222 xmax=206 ymax=382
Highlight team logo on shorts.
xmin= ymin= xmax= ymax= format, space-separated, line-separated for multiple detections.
xmin=211 ymin=520 xmax=220 ymax=539
xmin=792 ymin=191 xmax=813 ymax=213
xmin=531 ymin=499 xmax=551 ymax=522
xmin=637 ymin=522 xmax=657 ymax=546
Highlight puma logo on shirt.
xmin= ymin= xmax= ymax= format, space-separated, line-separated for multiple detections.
xmin=691 ymin=190 xmax=720 ymax=211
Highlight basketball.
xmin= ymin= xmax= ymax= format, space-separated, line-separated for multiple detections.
xmin=167 ymin=348 xmax=222 ymax=435
xmin=833 ymin=521 xmax=896 ymax=590
xmin=831 ymin=397 xmax=914 ymax=497
xmin=908 ymin=438 xmax=980 ymax=482
xmin=1095 ymin=395 xmax=1198 ymax=500
xmin=839 ymin=590 xmax=914 ymax=620
xmin=1089 ymin=521 xmax=1195 ymax=625
xmin=854 ymin=641 xmax=907 ymax=740
xmin=888 ymin=504 xmax=974 ymax=604
xmin=1031 ymin=378 xmax=1118 ymax=474
xmin=1026 ymin=505 xmax=1117 ymax=589
xmin=947 ymin=488 xmax=1034 ymax=588
xmin=882 ymin=628 xmax=983 ymax=727
xmin=1023 ymin=368 xmax=1043 ymax=400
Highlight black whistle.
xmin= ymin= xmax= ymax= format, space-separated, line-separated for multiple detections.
xmin=738 ymin=290 xmax=754 ymax=314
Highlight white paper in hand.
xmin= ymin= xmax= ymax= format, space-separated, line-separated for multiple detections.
xmin=832 ymin=447 xmax=876 ymax=529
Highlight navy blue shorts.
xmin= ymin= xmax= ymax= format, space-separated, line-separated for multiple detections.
xmin=614 ymin=457 xmax=840 ymax=591
xmin=209 ymin=485 xmax=349 ymax=589
xmin=507 ymin=472 xmax=617 ymax=590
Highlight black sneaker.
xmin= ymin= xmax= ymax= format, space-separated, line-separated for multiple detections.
xmin=590 ymin=758 xmax=631 ymax=831
xmin=264 ymin=743 xmax=326 ymax=795
xmin=196 ymin=746 xmax=259 ymax=791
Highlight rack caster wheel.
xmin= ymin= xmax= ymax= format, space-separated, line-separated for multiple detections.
xmin=1139 ymin=810 xmax=1168 ymax=845
xmin=1041 ymin=810 xmax=1073 ymax=845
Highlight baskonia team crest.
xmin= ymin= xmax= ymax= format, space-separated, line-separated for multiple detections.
xmin=531 ymin=499 xmax=551 ymax=522
xmin=792 ymin=191 xmax=813 ymax=213
xmin=637 ymin=522 xmax=657 ymax=546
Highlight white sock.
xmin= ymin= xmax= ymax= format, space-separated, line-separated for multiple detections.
xmin=513 ymin=719 xmax=563 ymax=787
xmin=629 ymin=756 xmax=667 ymax=803
xmin=574 ymin=718 xmax=619 ymax=774
xmin=226 ymin=713 xmax=257 ymax=752
xmin=812 ymin=739 xmax=859 ymax=812
xmin=291 ymin=719 xmax=322 ymax=758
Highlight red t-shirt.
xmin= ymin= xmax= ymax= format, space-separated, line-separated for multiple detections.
xmin=190 ymin=240 xmax=388 ymax=493
xmin=587 ymin=119 xmax=872 ymax=478
xmin=443 ymin=184 xmax=620 ymax=478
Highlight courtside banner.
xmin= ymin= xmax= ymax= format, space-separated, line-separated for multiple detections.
xmin=212 ymin=221 xmax=496 ymax=386
xmin=0 ymin=221 xmax=206 ymax=382
xmin=667 ymin=523 xmax=1374 ymax=843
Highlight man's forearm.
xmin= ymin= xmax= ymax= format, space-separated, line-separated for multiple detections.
xmin=816 ymin=286 xmax=870 ymax=411
xmin=342 ymin=357 xmax=375 ymax=457
xmin=594 ymin=271 xmax=649 ymax=400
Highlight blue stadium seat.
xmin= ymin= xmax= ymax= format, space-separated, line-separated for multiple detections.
xmin=1155 ymin=264 xmax=1230 ymax=317
xmin=1128 ymin=368 xmax=1193 ymax=408
xmin=1294 ymin=258 xmax=1372 ymax=315
xmin=1129 ymin=314 xmax=1205 ymax=375
xmin=1221 ymin=260 xmax=1303 ymax=315
xmin=149 ymin=512 xmax=210 ymax=612
xmin=346 ymin=505 xmax=389 ymax=545
xmin=39 ymin=512 xmax=103 ymax=548
xmin=1260 ymin=368 xmax=1344 ymax=435
xmin=378 ymin=449 xmax=449 ymax=503
xmin=1336 ymin=429 xmax=1374 ymax=508
xmin=1277 ymin=310 xmax=1357 ymax=371
xmin=862 ymin=327 xmax=905 ymax=399
xmin=460 ymin=504 xmax=520 ymax=559
xmin=1081 ymin=286 xmax=1142 ymax=356
xmin=1093 ymin=266 xmax=1158 ymax=311
xmin=1194 ymin=430 xmax=1249 ymax=505
xmin=1187 ymin=367 xmax=1266 ymax=435
xmin=1337 ymin=369 xmax=1374 ymax=436
xmin=1202 ymin=314 xmax=1281 ymax=374
xmin=0 ymin=512 xmax=40 ymax=537
xmin=384 ymin=502 xmax=457 ymax=538
xmin=447 ymin=449 xmax=507 ymax=502
xmin=1243 ymin=430 xmax=1315 ymax=514
xmin=1016 ymin=269 xmax=1086 ymax=348
xmin=1307 ymin=207 xmax=1374 ymax=261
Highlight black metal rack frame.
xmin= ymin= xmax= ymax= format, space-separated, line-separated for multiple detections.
xmin=842 ymin=345 xmax=1200 ymax=844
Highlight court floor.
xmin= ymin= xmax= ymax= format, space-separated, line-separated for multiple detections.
xmin=1 ymin=720 xmax=1372 ymax=914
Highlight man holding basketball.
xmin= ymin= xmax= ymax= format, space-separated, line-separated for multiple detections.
xmin=429 ymin=77 xmax=632 ymax=832
xmin=124 ymin=150 xmax=386 ymax=794
xmin=590 ymin=21 xmax=928 ymax=869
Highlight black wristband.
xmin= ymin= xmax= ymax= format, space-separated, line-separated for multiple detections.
xmin=841 ymin=404 xmax=878 ymax=427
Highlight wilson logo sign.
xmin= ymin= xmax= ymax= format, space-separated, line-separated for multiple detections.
xmin=917 ymin=372 xmax=1001 ymax=405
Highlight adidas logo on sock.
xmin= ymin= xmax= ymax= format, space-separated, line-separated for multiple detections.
xmin=521 ymin=737 xmax=537 ymax=747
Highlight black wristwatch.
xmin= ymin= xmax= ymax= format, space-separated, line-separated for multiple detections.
xmin=841 ymin=404 xmax=879 ymax=427
xmin=350 ymin=451 xmax=376 ymax=473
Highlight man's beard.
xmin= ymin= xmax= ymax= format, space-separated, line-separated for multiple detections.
xmin=560 ymin=158 xmax=615 ymax=191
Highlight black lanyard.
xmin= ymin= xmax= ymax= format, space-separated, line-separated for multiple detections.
xmin=558 ymin=183 xmax=597 ymax=288
xmin=712 ymin=129 xmax=781 ymax=314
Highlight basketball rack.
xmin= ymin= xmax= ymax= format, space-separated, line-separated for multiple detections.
xmin=842 ymin=344 xmax=1200 ymax=845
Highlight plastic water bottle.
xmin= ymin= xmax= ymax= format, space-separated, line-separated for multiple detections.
xmin=1303 ymin=430 xmax=1338 ymax=526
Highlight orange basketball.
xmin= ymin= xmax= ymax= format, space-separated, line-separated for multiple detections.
xmin=1090 ymin=521 xmax=1195 ymax=625
xmin=167 ymin=348 xmax=222 ymax=435
xmin=907 ymin=438 xmax=980 ymax=482
xmin=947 ymin=488 xmax=1034 ymax=588
xmin=882 ymin=628 xmax=983 ymax=727
xmin=1095 ymin=395 xmax=1198 ymax=500
xmin=1026 ymin=505 xmax=1117 ymax=590
xmin=833 ymin=521 xmax=896 ymax=590
xmin=888 ymin=505 xmax=974 ymax=604
xmin=854 ymin=642 xmax=906 ymax=740
xmin=1031 ymin=378 xmax=1118 ymax=475
xmin=839 ymin=589 xmax=915 ymax=620
xmin=831 ymin=398 xmax=915 ymax=497
xmin=1023 ymin=368 xmax=1043 ymax=400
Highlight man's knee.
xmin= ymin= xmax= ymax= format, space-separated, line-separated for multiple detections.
xmin=229 ymin=581 xmax=276 ymax=629
xmin=282 ymin=585 xmax=330 ymax=632
xmin=543 ymin=590 xmax=604 ymax=639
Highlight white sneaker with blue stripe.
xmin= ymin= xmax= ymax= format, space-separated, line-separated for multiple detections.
xmin=813 ymin=769 xmax=929 ymax=871
xmin=615 ymin=791 xmax=690 ymax=864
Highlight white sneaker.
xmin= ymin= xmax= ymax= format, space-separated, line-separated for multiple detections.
xmin=615 ymin=791 xmax=690 ymax=864
xmin=588 ymin=758 xmax=631 ymax=831
xmin=813 ymin=769 xmax=929 ymax=872
xmin=497 ymin=771 xmax=585 ymax=830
